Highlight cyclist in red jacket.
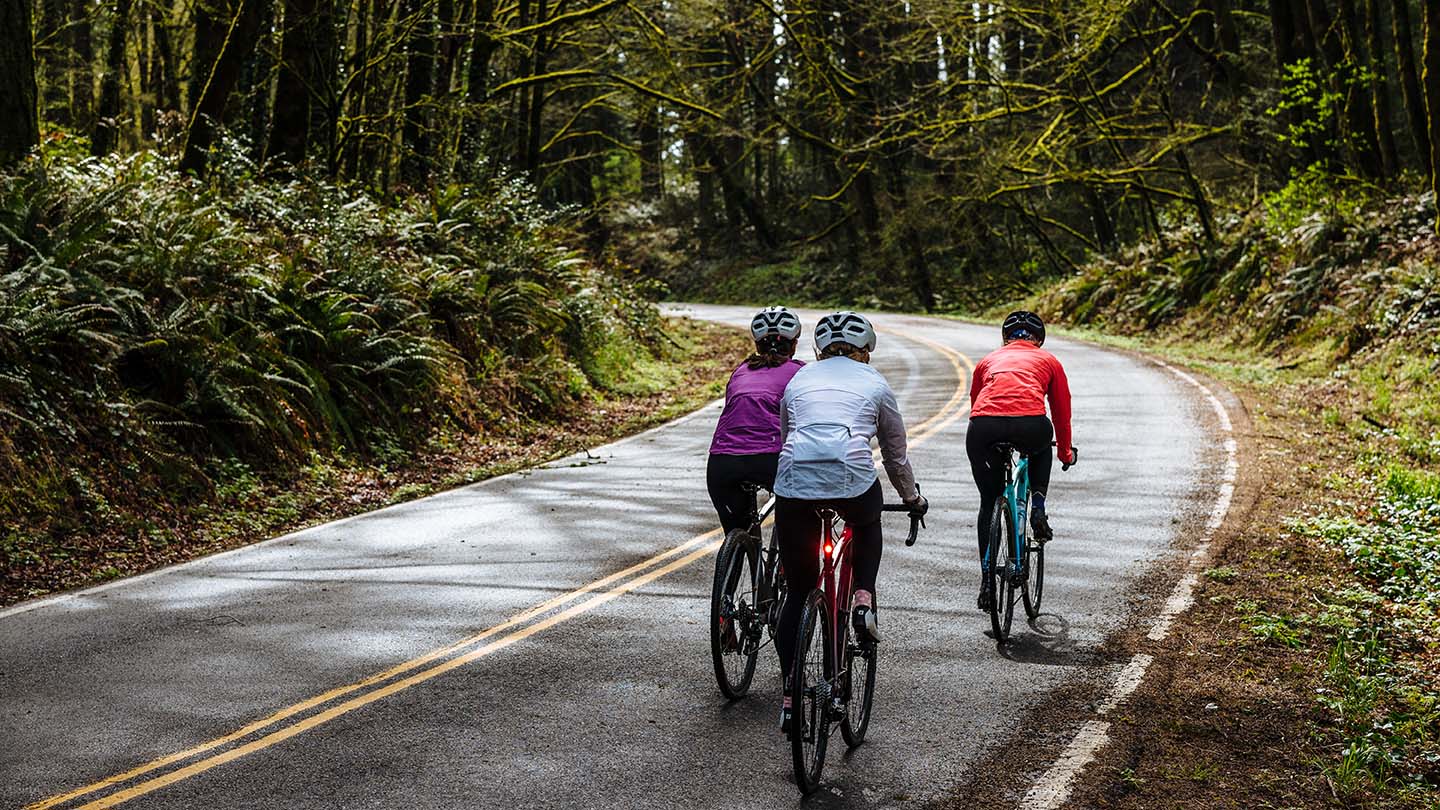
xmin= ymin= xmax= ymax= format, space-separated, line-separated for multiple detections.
xmin=967 ymin=311 xmax=1075 ymax=611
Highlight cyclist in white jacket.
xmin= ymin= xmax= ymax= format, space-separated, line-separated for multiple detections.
xmin=773 ymin=311 xmax=927 ymax=731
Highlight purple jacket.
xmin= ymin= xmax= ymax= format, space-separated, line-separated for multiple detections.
xmin=709 ymin=359 xmax=805 ymax=455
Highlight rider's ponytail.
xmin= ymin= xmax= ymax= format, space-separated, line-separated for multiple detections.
xmin=745 ymin=336 xmax=796 ymax=369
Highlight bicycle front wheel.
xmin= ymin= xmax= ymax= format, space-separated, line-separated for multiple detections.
xmin=790 ymin=589 xmax=832 ymax=795
xmin=986 ymin=495 xmax=1016 ymax=642
xmin=840 ymin=637 xmax=876 ymax=747
xmin=710 ymin=529 xmax=760 ymax=699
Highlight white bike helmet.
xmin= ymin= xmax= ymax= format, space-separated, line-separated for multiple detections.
xmin=750 ymin=306 xmax=802 ymax=342
xmin=814 ymin=311 xmax=877 ymax=354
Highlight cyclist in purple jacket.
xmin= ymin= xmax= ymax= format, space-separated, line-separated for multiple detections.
xmin=707 ymin=307 xmax=806 ymax=532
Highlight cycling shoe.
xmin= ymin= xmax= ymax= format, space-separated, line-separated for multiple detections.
xmin=977 ymin=582 xmax=995 ymax=612
xmin=1031 ymin=511 xmax=1054 ymax=541
xmin=852 ymin=604 xmax=881 ymax=644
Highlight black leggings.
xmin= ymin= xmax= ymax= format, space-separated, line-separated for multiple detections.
xmin=706 ymin=453 xmax=778 ymax=534
xmin=966 ymin=415 xmax=1053 ymax=558
xmin=774 ymin=479 xmax=884 ymax=679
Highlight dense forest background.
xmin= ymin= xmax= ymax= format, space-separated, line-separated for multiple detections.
xmin=7 ymin=0 xmax=1440 ymax=308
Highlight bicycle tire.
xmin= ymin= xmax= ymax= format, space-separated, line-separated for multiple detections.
xmin=1021 ymin=492 xmax=1045 ymax=619
xmin=790 ymin=589 xmax=832 ymax=795
xmin=840 ymin=637 xmax=876 ymax=747
xmin=984 ymin=495 xmax=1019 ymax=639
xmin=710 ymin=529 xmax=760 ymax=699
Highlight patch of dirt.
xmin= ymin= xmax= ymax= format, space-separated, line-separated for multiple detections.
xmin=1 ymin=318 xmax=749 ymax=608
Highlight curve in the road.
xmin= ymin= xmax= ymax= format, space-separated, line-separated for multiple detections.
xmin=24 ymin=325 xmax=974 ymax=810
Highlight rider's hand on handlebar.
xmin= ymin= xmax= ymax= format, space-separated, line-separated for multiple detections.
xmin=905 ymin=493 xmax=929 ymax=517
xmin=1060 ymin=446 xmax=1078 ymax=471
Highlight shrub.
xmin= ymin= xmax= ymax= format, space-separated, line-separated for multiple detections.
xmin=0 ymin=149 xmax=664 ymax=532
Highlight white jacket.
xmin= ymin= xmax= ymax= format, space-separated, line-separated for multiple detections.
xmin=774 ymin=356 xmax=918 ymax=501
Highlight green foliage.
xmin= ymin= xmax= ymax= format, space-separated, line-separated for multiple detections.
xmin=1317 ymin=630 xmax=1440 ymax=802
xmin=0 ymin=149 xmax=665 ymax=533
xmin=1292 ymin=476 xmax=1440 ymax=618
xmin=1261 ymin=165 xmax=1367 ymax=237
xmin=1265 ymin=59 xmax=1345 ymax=156
xmin=1233 ymin=598 xmax=1306 ymax=648
xmin=1289 ymin=473 xmax=1440 ymax=799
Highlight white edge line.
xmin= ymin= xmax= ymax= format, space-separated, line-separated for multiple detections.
xmin=1022 ymin=360 xmax=1239 ymax=809
xmin=0 ymin=398 xmax=725 ymax=621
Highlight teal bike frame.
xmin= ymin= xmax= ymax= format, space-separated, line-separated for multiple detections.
xmin=981 ymin=442 xmax=1045 ymax=643
xmin=983 ymin=448 xmax=1030 ymax=580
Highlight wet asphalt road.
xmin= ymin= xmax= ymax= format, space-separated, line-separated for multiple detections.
xmin=0 ymin=305 xmax=1224 ymax=809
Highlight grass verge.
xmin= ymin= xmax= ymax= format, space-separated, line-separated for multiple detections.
xmin=0 ymin=317 xmax=747 ymax=608
xmin=1039 ymin=335 xmax=1440 ymax=808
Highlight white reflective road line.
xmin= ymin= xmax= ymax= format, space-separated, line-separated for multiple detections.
xmin=1022 ymin=362 xmax=1239 ymax=810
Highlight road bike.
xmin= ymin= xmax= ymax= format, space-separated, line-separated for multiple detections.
xmin=710 ymin=482 xmax=785 ymax=699
xmin=982 ymin=443 xmax=1076 ymax=643
xmin=789 ymin=493 xmax=926 ymax=795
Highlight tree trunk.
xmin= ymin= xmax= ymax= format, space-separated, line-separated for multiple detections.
xmin=1210 ymin=0 xmax=1242 ymax=57
xmin=638 ymin=101 xmax=662 ymax=199
xmin=92 ymin=0 xmax=135 ymax=155
xmin=340 ymin=0 xmax=372 ymax=178
xmin=524 ymin=0 xmax=549 ymax=179
xmin=236 ymin=0 xmax=275 ymax=161
xmin=70 ymin=1 xmax=95 ymax=132
xmin=1321 ymin=0 xmax=1385 ymax=176
xmin=1424 ymin=0 xmax=1440 ymax=228
xmin=1339 ymin=0 xmax=1390 ymax=176
xmin=1271 ymin=0 xmax=1301 ymax=67
xmin=268 ymin=0 xmax=334 ymax=167
xmin=1365 ymin=0 xmax=1401 ymax=176
xmin=1394 ymin=0 xmax=1431 ymax=172
xmin=401 ymin=0 xmax=436 ymax=183
xmin=460 ymin=0 xmax=498 ymax=162
xmin=152 ymin=4 xmax=180 ymax=113
xmin=180 ymin=0 xmax=264 ymax=175
xmin=0 ymin=0 xmax=39 ymax=165
xmin=37 ymin=0 xmax=69 ymax=127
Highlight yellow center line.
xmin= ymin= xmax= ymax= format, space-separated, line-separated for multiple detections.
xmin=74 ymin=541 xmax=724 ymax=810
xmin=34 ymin=326 xmax=974 ymax=810
xmin=26 ymin=530 xmax=722 ymax=810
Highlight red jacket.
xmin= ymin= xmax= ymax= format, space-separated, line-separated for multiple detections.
xmin=970 ymin=341 xmax=1074 ymax=464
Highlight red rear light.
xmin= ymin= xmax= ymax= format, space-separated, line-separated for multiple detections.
xmin=824 ymin=543 xmax=833 ymax=556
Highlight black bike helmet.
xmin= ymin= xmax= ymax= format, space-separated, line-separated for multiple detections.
xmin=1001 ymin=310 xmax=1046 ymax=346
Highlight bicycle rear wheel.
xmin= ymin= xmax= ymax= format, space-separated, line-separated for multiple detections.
xmin=790 ymin=589 xmax=832 ymax=795
xmin=710 ymin=529 xmax=760 ymax=699
xmin=840 ymin=637 xmax=876 ymax=747
xmin=986 ymin=496 xmax=1017 ymax=642
xmin=1021 ymin=492 xmax=1045 ymax=619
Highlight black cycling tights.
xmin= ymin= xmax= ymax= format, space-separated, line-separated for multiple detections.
xmin=966 ymin=415 xmax=1053 ymax=558
xmin=706 ymin=452 xmax=779 ymax=534
xmin=774 ymin=480 xmax=883 ymax=681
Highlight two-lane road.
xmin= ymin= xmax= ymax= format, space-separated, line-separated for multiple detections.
xmin=1 ymin=306 xmax=1226 ymax=809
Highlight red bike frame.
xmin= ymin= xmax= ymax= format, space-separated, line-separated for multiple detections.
xmin=816 ymin=509 xmax=854 ymax=681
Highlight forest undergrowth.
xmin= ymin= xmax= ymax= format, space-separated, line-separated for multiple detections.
xmin=0 ymin=145 xmax=743 ymax=606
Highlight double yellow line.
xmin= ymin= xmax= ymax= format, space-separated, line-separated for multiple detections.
xmin=31 ymin=328 xmax=972 ymax=810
